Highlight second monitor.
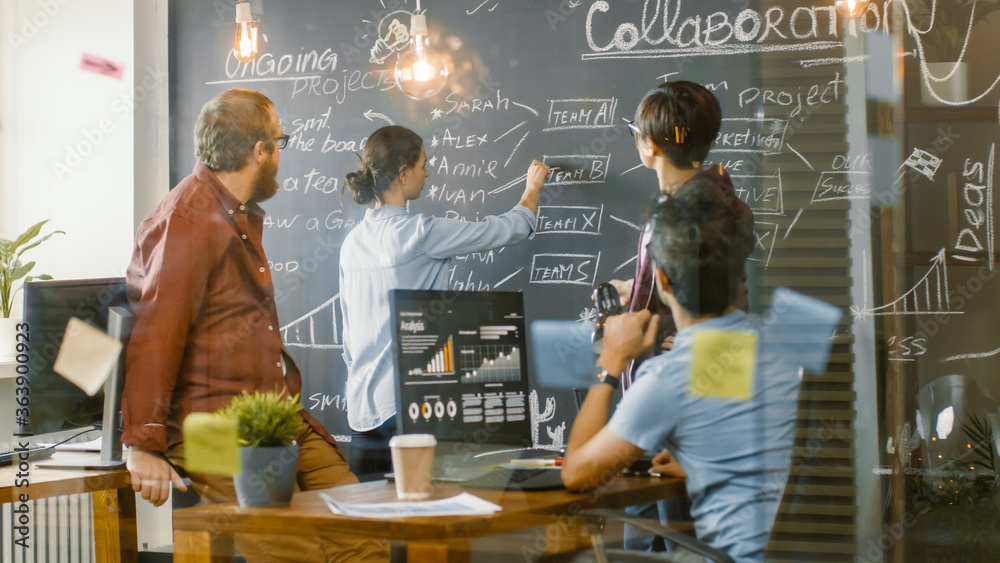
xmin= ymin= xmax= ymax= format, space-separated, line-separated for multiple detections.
xmin=390 ymin=290 xmax=532 ymax=447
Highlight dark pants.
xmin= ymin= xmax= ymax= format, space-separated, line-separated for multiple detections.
xmin=349 ymin=415 xmax=397 ymax=481
xmin=624 ymin=496 xmax=694 ymax=552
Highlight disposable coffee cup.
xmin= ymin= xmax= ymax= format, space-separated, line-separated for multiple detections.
xmin=389 ymin=434 xmax=437 ymax=500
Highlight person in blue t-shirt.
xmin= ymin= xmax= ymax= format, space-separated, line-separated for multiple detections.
xmin=561 ymin=184 xmax=837 ymax=562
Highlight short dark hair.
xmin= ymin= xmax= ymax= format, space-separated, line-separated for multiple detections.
xmin=634 ymin=81 xmax=721 ymax=169
xmin=194 ymin=89 xmax=275 ymax=172
xmin=645 ymin=181 xmax=754 ymax=316
xmin=345 ymin=125 xmax=423 ymax=206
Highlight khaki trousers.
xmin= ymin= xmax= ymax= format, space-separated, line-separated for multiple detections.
xmin=167 ymin=421 xmax=390 ymax=562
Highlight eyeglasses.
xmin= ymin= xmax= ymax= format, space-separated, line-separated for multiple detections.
xmin=623 ymin=119 xmax=691 ymax=145
xmin=275 ymin=134 xmax=290 ymax=150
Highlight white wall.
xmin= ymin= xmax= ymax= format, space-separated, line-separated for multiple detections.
xmin=0 ymin=0 xmax=136 ymax=318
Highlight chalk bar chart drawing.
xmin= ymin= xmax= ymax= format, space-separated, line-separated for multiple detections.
xmin=282 ymin=294 xmax=341 ymax=349
xmin=852 ymin=249 xmax=963 ymax=320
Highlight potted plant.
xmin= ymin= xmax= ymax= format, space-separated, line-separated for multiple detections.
xmin=218 ymin=390 xmax=303 ymax=507
xmin=909 ymin=0 xmax=1000 ymax=104
xmin=0 ymin=220 xmax=64 ymax=358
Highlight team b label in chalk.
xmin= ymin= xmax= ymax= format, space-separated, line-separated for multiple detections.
xmin=542 ymin=155 xmax=610 ymax=185
xmin=530 ymin=253 xmax=600 ymax=285
xmin=535 ymin=205 xmax=604 ymax=235
xmin=544 ymin=98 xmax=618 ymax=131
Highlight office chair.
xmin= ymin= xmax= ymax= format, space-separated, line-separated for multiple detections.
xmin=536 ymin=508 xmax=734 ymax=562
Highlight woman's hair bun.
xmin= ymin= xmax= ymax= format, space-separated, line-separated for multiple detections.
xmin=345 ymin=165 xmax=378 ymax=205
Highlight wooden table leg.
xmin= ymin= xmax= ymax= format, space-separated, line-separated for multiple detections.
xmin=173 ymin=529 xmax=236 ymax=563
xmin=407 ymin=540 xmax=470 ymax=563
xmin=544 ymin=516 xmax=591 ymax=554
xmin=92 ymin=487 xmax=138 ymax=563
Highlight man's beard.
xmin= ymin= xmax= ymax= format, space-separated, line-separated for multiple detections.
xmin=250 ymin=153 xmax=279 ymax=202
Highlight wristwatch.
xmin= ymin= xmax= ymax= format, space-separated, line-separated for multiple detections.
xmin=597 ymin=368 xmax=620 ymax=389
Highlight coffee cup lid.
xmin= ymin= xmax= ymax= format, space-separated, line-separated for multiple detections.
xmin=389 ymin=434 xmax=437 ymax=448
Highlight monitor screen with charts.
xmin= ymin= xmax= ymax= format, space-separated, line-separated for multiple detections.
xmin=390 ymin=290 xmax=532 ymax=447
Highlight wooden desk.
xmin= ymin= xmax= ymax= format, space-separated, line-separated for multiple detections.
xmin=0 ymin=458 xmax=137 ymax=563
xmin=172 ymin=476 xmax=684 ymax=562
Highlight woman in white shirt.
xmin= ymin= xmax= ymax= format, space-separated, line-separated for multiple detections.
xmin=339 ymin=125 xmax=550 ymax=478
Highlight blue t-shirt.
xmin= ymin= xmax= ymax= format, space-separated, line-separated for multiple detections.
xmin=608 ymin=302 xmax=834 ymax=562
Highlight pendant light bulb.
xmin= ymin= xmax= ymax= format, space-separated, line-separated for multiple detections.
xmin=234 ymin=2 xmax=259 ymax=63
xmin=835 ymin=0 xmax=870 ymax=19
xmin=394 ymin=10 xmax=449 ymax=100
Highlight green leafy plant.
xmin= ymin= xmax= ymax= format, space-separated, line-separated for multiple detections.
xmin=217 ymin=390 xmax=303 ymax=448
xmin=0 ymin=220 xmax=65 ymax=318
xmin=906 ymin=414 xmax=1000 ymax=561
xmin=910 ymin=0 xmax=1000 ymax=61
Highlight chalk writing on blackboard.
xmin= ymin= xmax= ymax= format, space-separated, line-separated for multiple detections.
xmin=529 ymin=390 xmax=565 ymax=451
xmin=851 ymin=249 xmax=964 ymax=320
xmin=886 ymin=336 xmax=928 ymax=363
xmin=581 ymin=1 xmax=888 ymax=60
xmin=715 ymin=118 xmax=788 ymax=156
xmin=748 ymin=223 xmax=778 ymax=268
xmin=542 ymin=155 xmax=610 ymax=185
xmin=784 ymin=209 xmax=804 ymax=239
xmin=942 ymin=346 xmax=1000 ymax=363
xmin=952 ymin=145 xmax=994 ymax=271
xmin=543 ymin=98 xmax=619 ymax=132
xmin=282 ymin=294 xmax=341 ymax=349
xmin=530 ymin=253 xmax=601 ymax=286
xmin=535 ymin=205 xmax=604 ymax=236
xmin=734 ymin=171 xmax=784 ymax=214
xmin=899 ymin=148 xmax=942 ymax=182
xmin=811 ymin=170 xmax=870 ymax=203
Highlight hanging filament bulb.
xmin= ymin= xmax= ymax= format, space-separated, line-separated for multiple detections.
xmin=394 ymin=2 xmax=449 ymax=100
xmin=835 ymin=0 xmax=870 ymax=19
xmin=234 ymin=1 xmax=259 ymax=63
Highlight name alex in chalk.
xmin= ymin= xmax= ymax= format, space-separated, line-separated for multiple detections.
xmin=13 ymin=441 xmax=32 ymax=548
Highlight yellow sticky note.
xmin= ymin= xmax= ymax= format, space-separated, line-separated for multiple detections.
xmin=689 ymin=330 xmax=758 ymax=401
xmin=182 ymin=413 xmax=241 ymax=476
xmin=53 ymin=317 xmax=123 ymax=396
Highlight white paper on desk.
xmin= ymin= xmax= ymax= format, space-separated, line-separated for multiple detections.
xmin=52 ymin=317 xmax=122 ymax=396
xmin=319 ymin=492 xmax=502 ymax=519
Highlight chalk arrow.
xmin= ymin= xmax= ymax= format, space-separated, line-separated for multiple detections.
xmin=363 ymin=110 xmax=395 ymax=125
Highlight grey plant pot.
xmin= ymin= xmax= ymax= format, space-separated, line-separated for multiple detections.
xmin=233 ymin=444 xmax=299 ymax=507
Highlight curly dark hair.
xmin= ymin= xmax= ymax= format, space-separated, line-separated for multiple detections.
xmin=645 ymin=180 xmax=754 ymax=316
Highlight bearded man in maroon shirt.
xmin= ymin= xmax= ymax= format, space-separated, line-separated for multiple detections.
xmin=122 ymin=89 xmax=387 ymax=562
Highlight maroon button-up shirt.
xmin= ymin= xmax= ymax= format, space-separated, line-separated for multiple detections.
xmin=122 ymin=162 xmax=340 ymax=457
xmin=622 ymin=164 xmax=754 ymax=389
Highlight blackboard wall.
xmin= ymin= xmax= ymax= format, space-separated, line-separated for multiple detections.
xmin=167 ymin=0 xmax=869 ymax=446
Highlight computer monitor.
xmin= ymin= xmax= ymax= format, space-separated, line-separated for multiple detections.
xmin=21 ymin=278 xmax=129 ymax=437
xmin=390 ymin=290 xmax=532 ymax=447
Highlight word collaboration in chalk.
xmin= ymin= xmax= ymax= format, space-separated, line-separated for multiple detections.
xmin=581 ymin=0 xmax=893 ymax=60
xmin=534 ymin=205 xmax=604 ymax=236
